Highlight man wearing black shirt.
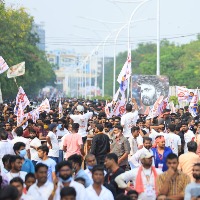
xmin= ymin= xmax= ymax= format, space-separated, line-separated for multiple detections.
xmin=104 ymin=153 xmax=124 ymax=198
xmin=90 ymin=124 xmax=110 ymax=165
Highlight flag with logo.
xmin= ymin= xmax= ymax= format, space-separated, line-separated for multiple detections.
xmin=0 ymin=56 xmax=9 ymax=74
xmin=14 ymin=87 xmax=30 ymax=113
xmin=17 ymin=101 xmax=24 ymax=126
xmin=38 ymin=99 xmax=50 ymax=113
xmin=176 ymin=86 xmax=190 ymax=102
xmin=58 ymin=100 xmax=63 ymax=119
xmin=112 ymin=98 xmax=126 ymax=116
xmin=146 ymin=96 xmax=164 ymax=119
xmin=7 ymin=61 xmax=25 ymax=78
xmin=117 ymin=49 xmax=131 ymax=84
xmin=24 ymin=109 xmax=40 ymax=123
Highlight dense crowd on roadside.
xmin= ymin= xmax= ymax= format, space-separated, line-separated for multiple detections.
xmin=0 ymin=98 xmax=200 ymax=200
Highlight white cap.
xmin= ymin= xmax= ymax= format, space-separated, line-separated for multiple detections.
xmin=77 ymin=105 xmax=84 ymax=112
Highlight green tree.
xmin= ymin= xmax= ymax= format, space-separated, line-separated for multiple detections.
xmin=0 ymin=2 xmax=55 ymax=98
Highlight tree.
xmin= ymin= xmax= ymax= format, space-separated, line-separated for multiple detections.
xmin=104 ymin=38 xmax=200 ymax=96
xmin=0 ymin=3 xmax=55 ymax=98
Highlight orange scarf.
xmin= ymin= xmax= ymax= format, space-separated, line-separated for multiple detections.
xmin=135 ymin=166 xmax=158 ymax=194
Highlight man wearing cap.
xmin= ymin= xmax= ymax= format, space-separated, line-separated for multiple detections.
xmin=46 ymin=123 xmax=59 ymax=163
xmin=115 ymin=152 xmax=162 ymax=200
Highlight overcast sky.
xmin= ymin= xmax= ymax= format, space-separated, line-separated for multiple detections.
xmin=5 ymin=0 xmax=200 ymax=56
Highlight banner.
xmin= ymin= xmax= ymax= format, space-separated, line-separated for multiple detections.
xmin=176 ymin=86 xmax=190 ymax=102
xmin=37 ymin=99 xmax=50 ymax=113
xmin=113 ymin=89 xmax=120 ymax=102
xmin=0 ymin=56 xmax=9 ymax=74
xmin=132 ymin=75 xmax=169 ymax=114
xmin=14 ymin=86 xmax=30 ymax=113
xmin=7 ymin=61 xmax=25 ymax=78
xmin=112 ymin=98 xmax=126 ymax=116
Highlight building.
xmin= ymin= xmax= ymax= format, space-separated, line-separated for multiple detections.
xmin=32 ymin=23 xmax=45 ymax=51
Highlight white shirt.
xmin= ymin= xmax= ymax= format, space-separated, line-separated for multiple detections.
xmin=29 ymin=137 xmax=42 ymax=161
xmin=128 ymin=134 xmax=143 ymax=156
xmin=28 ymin=181 xmax=53 ymax=200
xmin=70 ymin=112 xmax=93 ymax=137
xmin=168 ymin=132 xmax=181 ymax=156
xmin=115 ymin=167 xmax=162 ymax=200
xmin=47 ymin=131 xmax=59 ymax=157
xmin=184 ymin=130 xmax=195 ymax=153
xmin=149 ymin=129 xmax=170 ymax=147
xmin=0 ymin=140 xmax=14 ymax=167
xmin=11 ymin=136 xmax=30 ymax=150
xmin=121 ymin=111 xmax=139 ymax=137
xmin=6 ymin=171 xmax=27 ymax=182
xmin=85 ymin=185 xmax=114 ymax=200
xmin=57 ymin=128 xmax=70 ymax=149
xmin=129 ymin=147 xmax=154 ymax=168
xmin=53 ymin=180 xmax=86 ymax=200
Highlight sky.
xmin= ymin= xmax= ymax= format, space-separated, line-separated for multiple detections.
xmin=5 ymin=0 xmax=200 ymax=57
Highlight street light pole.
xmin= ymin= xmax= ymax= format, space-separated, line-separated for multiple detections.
xmin=156 ymin=0 xmax=160 ymax=76
xmin=127 ymin=0 xmax=151 ymax=100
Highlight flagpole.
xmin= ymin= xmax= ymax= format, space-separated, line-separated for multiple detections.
xmin=14 ymin=78 xmax=19 ymax=88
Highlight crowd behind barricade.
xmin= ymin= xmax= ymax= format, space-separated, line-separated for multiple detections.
xmin=0 ymin=98 xmax=200 ymax=200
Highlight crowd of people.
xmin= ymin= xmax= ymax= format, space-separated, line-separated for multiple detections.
xmin=0 ymin=98 xmax=200 ymax=200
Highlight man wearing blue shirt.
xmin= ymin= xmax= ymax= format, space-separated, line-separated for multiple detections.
xmin=152 ymin=135 xmax=172 ymax=171
xmin=13 ymin=142 xmax=35 ymax=174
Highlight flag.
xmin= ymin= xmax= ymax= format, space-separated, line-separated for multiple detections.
xmin=176 ymin=86 xmax=189 ymax=102
xmin=117 ymin=49 xmax=131 ymax=84
xmin=105 ymin=102 xmax=113 ymax=118
xmin=0 ymin=56 xmax=9 ymax=74
xmin=58 ymin=100 xmax=63 ymax=119
xmin=14 ymin=86 xmax=30 ymax=112
xmin=7 ymin=61 xmax=25 ymax=78
xmin=112 ymin=98 xmax=126 ymax=116
xmin=38 ymin=99 xmax=50 ymax=113
xmin=113 ymin=89 xmax=120 ymax=102
xmin=146 ymin=96 xmax=164 ymax=119
xmin=157 ymin=97 xmax=169 ymax=115
xmin=190 ymin=89 xmax=198 ymax=107
xmin=189 ymin=89 xmax=198 ymax=117
xmin=24 ymin=109 xmax=40 ymax=123
xmin=169 ymin=101 xmax=176 ymax=113
xmin=17 ymin=102 xmax=24 ymax=126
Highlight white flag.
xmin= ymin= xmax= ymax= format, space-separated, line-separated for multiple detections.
xmin=7 ymin=61 xmax=25 ymax=78
xmin=17 ymin=102 xmax=24 ymax=126
xmin=176 ymin=86 xmax=190 ymax=102
xmin=112 ymin=99 xmax=126 ymax=116
xmin=0 ymin=56 xmax=9 ymax=74
xmin=189 ymin=89 xmax=198 ymax=117
xmin=117 ymin=49 xmax=131 ymax=84
xmin=146 ymin=96 xmax=164 ymax=119
xmin=38 ymin=99 xmax=50 ymax=113
xmin=113 ymin=89 xmax=120 ymax=102
xmin=58 ymin=100 xmax=63 ymax=119
xmin=14 ymin=86 xmax=30 ymax=113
